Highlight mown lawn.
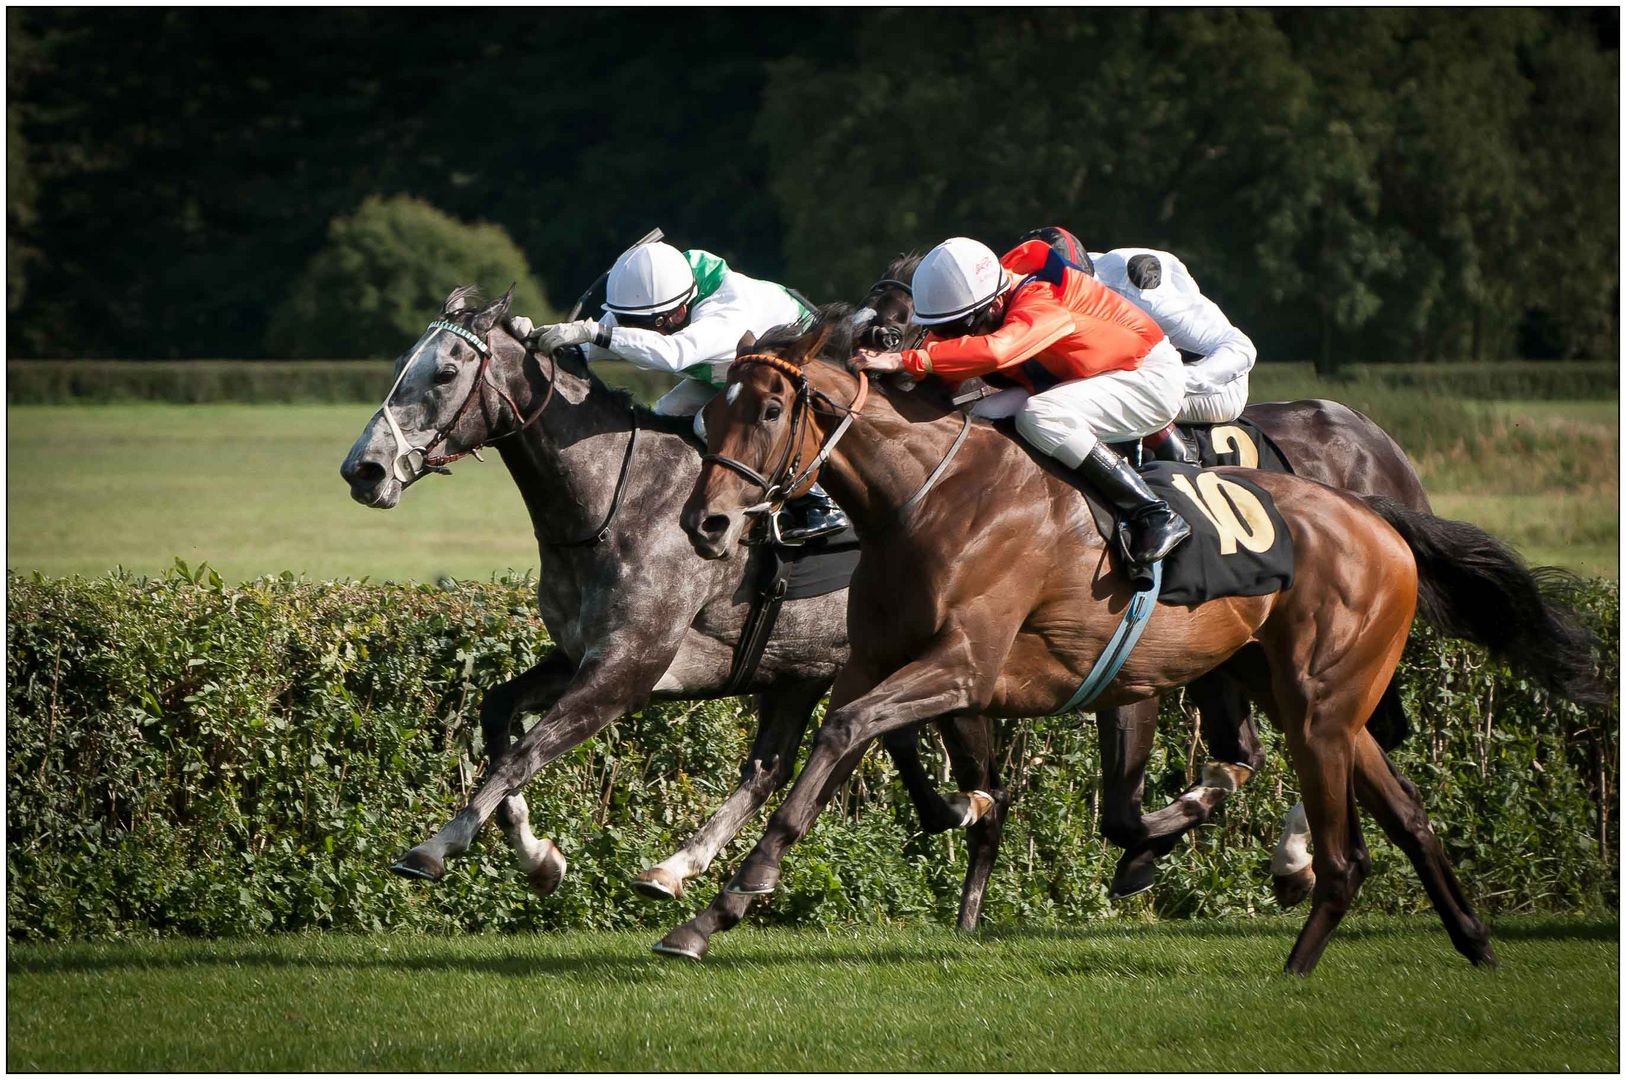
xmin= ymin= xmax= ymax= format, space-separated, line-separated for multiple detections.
xmin=5 ymin=390 xmax=1617 ymax=582
xmin=6 ymin=917 xmax=1616 ymax=1071
xmin=6 ymin=403 xmax=540 ymax=583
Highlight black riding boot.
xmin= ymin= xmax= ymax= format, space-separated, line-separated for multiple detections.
xmin=1077 ymin=443 xmax=1191 ymax=575
xmin=778 ymin=484 xmax=849 ymax=543
xmin=1144 ymin=422 xmax=1198 ymax=465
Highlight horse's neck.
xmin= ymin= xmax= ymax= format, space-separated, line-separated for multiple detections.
xmin=815 ymin=380 xmax=982 ymax=532
xmin=494 ymin=358 xmax=647 ymax=546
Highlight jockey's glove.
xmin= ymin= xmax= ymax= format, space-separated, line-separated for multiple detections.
xmin=533 ymin=319 xmax=606 ymax=354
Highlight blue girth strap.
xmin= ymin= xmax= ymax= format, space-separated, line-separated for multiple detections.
xmin=1055 ymin=560 xmax=1163 ymax=714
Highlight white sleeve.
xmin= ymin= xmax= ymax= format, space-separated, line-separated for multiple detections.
xmin=581 ymin=301 xmax=751 ymax=374
xmin=1129 ymin=254 xmax=1257 ymax=390
xmin=599 ymin=317 xmax=743 ymax=374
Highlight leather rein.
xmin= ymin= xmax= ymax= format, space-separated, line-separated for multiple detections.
xmin=377 ymin=317 xmax=561 ymax=484
xmin=702 ymin=352 xmax=869 ymax=516
xmin=702 ymin=349 xmax=973 ymax=527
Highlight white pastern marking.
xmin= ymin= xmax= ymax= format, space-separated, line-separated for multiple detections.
xmin=1271 ymin=802 xmax=1312 ymax=875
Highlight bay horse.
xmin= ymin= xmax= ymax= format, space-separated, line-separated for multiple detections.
xmin=340 ymin=286 xmax=1009 ymax=920
xmin=857 ymin=258 xmax=1433 ymax=903
xmin=666 ymin=308 xmax=1604 ymax=973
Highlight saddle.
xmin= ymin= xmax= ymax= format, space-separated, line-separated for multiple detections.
xmin=720 ymin=523 xmax=861 ymax=694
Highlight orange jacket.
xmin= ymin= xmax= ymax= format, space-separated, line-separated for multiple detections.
xmin=900 ymin=240 xmax=1166 ymax=390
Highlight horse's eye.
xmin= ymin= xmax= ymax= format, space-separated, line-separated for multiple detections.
xmin=764 ymin=402 xmax=783 ymax=422
xmin=433 ymin=365 xmax=459 ymax=385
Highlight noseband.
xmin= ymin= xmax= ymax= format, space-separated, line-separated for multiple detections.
xmin=859 ymin=277 xmax=927 ymax=353
xmin=376 ymin=317 xmax=560 ymax=484
xmin=702 ymin=352 xmax=869 ymax=516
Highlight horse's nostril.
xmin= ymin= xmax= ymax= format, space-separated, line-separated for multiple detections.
xmin=701 ymin=514 xmax=730 ymax=538
xmin=347 ymin=460 xmax=386 ymax=487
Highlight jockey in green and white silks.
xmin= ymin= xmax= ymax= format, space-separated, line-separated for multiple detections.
xmin=531 ymin=240 xmax=846 ymax=542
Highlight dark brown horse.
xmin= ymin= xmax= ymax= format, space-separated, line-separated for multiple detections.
xmin=857 ymin=260 xmax=1434 ymax=904
xmin=664 ymin=309 xmax=1604 ymax=974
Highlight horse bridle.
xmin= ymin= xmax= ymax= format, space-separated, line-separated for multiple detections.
xmin=858 ymin=277 xmax=927 ymax=353
xmin=375 ymin=316 xmax=560 ymax=484
xmin=701 ymin=353 xmax=870 ymax=518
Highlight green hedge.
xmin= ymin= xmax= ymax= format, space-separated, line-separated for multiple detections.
xmin=6 ymin=360 xmax=678 ymax=406
xmin=6 ymin=568 xmax=1617 ymax=940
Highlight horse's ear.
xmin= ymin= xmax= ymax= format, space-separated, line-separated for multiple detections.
xmin=443 ymin=284 xmax=481 ymax=316
xmin=736 ymin=330 xmax=757 ymax=357
xmin=473 ymin=284 xmax=515 ymax=332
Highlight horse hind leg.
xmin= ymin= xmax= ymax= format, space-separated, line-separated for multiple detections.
xmin=631 ymin=680 xmax=822 ymax=901
xmin=1281 ymin=732 xmax=1366 ymax=976
xmin=1254 ymin=662 xmax=1373 ymax=976
xmin=882 ymin=724 xmax=993 ymax=836
xmin=938 ymin=714 xmax=1008 ymax=931
xmin=1352 ymin=729 xmax=1496 ymax=967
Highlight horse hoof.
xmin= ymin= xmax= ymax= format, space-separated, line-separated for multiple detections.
xmin=1272 ymin=867 xmax=1316 ymax=908
xmin=1108 ymin=849 xmax=1161 ymax=900
xmin=724 ymin=865 xmax=779 ymax=896
xmin=391 ymin=847 xmax=445 ymax=883
xmin=526 ymin=841 xmax=568 ymax=898
xmin=961 ymin=790 xmax=996 ymax=827
xmin=652 ymin=927 xmax=708 ymax=960
xmin=630 ymin=867 xmax=684 ymax=901
xmin=1469 ymin=941 xmax=1499 ymax=968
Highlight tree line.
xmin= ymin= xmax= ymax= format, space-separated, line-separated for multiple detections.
xmin=7 ymin=8 xmax=1617 ymax=367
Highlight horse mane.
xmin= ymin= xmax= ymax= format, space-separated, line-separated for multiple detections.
xmin=759 ymin=302 xmax=971 ymax=418
xmin=757 ymin=303 xmax=857 ymax=362
xmin=878 ymin=252 xmax=923 ymax=287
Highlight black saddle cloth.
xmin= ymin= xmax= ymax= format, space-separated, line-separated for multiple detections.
xmin=1142 ymin=462 xmax=1294 ymax=605
xmin=774 ymin=526 xmax=861 ymax=601
xmin=1079 ymin=460 xmax=1294 ymax=605
xmin=1180 ymin=417 xmax=1293 ymax=474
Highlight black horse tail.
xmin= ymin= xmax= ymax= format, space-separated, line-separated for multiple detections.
xmin=1362 ymin=496 xmax=1610 ymax=707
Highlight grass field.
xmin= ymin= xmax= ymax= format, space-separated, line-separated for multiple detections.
xmin=6 ymin=403 xmax=539 ymax=583
xmin=7 ymin=918 xmax=1616 ymax=1071
xmin=5 ymin=384 xmax=1618 ymax=582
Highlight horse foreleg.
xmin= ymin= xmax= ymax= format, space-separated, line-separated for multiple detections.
xmin=476 ymin=650 xmax=576 ymax=896
xmin=1111 ymin=673 xmax=1264 ymax=899
xmin=655 ymin=643 xmax=988 ymax=960
xmin=631 ymin=680 xmax=822 ymax=901
xmin=1094 ymin=698 xmax=1162 ymax=899
xmin=391 ymin=643 xmax=681 ymax=884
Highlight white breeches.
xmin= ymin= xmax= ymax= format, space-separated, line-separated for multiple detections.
xmin=971 ymin=339 xmax=1186 ymax=468
xmin=1177 ymin=373 xmax=1249 ymax=424
xmin=654 ymin=377 xmax=718 ymax=441
xmin=653 ymin=377 xmax=717 ymax=417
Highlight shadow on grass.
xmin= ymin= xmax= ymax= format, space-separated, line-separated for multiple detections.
xmin=10 ymin=916 xmax=1614 ymax=980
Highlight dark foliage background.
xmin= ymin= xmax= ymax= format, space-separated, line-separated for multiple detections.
xmin=7 ymin=568 xmax=1616 ymax=940
xmin=7 ymin=9 xmax=1617 ymax=367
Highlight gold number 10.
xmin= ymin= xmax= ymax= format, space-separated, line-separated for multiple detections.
xmin=1168 ymin=472 xmax=1277 ymax=555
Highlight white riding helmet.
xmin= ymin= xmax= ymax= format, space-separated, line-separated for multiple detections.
xmin=912 ymin=237 xmax=1009 ymax=326
xmin=604 ymin=241 xmax=697 ymax=318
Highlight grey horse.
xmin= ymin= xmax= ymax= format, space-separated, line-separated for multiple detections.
xmin=339 ymin=286 xmax=1008 ymax=922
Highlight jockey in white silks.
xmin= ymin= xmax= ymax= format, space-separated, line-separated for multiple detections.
xmin=530 ymin=240 xmax=847 ymax=542
xmin=1020 ymin=227 xmax=1259 ymax=464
